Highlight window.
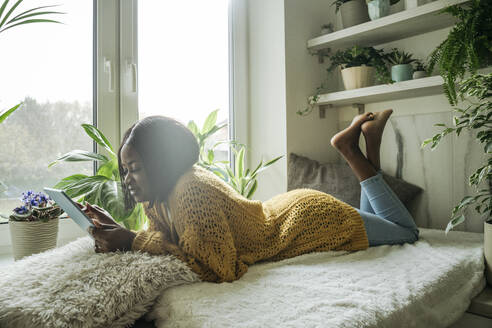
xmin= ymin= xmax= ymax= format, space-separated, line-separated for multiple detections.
xmin=0 ymin=1 xmax=94 ymax=222
xmin=137 ymin=0 xmax=231 ymax=161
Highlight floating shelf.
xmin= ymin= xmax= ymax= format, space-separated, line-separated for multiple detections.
xmin=307 ymin=0 xmax=468 ymax=52
xmin=316 ymin=75 xmax=444 ymax=107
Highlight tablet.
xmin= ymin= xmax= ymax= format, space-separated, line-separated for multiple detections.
xmin=44 ymin=187 xmax=95 ymax=237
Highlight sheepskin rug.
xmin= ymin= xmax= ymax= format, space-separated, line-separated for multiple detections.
xmin=0 ymin=237 xmax=199 ymax=328
xmin=148 ymin=228 xmax=485 ymax=328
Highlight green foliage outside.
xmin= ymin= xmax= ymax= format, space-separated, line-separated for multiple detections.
xmin=188 ymin=110 xmax=283 ymax=199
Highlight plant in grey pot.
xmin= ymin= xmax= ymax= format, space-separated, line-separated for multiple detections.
xmin=332 ymin=0 xmax=370 ymax=29
xmin=9 ymin=191 xmax=63 ymax=260
xmin=412 ymin=60 xmax=428 ymax=79
xmin=327 ymin=45 xmax=391 ymax=90
xmin=366 ymin=0 xmax=400 ymax=20
xmin=387 ymin=48 xmax=416 ymax=82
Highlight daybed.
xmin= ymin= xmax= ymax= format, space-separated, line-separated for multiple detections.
xmin=0 ymin=228 xmax=485 ymax=328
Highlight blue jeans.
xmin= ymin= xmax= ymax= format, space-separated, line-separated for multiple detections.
xmin=357 ymin=173 xmax=419 ymax=246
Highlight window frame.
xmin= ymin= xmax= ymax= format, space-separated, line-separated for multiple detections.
xmin=0 ymin=0 xmax=246 ymax=254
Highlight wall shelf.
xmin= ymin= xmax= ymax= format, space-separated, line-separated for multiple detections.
xmin=316 ymin=75 xmax=444 ymax=107
xmin=307 ymin=0 xmax=468 ymax=52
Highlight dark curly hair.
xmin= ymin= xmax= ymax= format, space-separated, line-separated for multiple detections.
xmin=118 ymin=116 xmax=199 ymax=210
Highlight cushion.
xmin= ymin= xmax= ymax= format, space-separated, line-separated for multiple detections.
xmin=287 ymin=152 xmax=422 ymax=210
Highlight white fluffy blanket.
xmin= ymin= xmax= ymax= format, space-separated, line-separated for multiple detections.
xmin=149 ymin=229 xmax=485 ymax=328
xmin=0 ymin=237 xmax=199 ymax=328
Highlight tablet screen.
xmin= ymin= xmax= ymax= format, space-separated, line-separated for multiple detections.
xmin=44 ymin=188 xmax=95 ymax=237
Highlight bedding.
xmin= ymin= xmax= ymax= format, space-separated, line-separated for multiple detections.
xmin=148 ymin=228 xmax=485 ymax=328
xmin=0 ymin=237 xmax=199 ymax=328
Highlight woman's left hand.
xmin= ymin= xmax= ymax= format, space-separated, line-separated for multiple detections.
xmin=89 ymin=221 xmax=136 ymax=253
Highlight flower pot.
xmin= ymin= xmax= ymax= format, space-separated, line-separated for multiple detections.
xmin=412 ymin=70 xmax=427 ymax=79
xmin=341 ymin=65 xmax=375 ymax=90
xmin=485 ymin=221 xmax=492 ymax=286
xmin=389 ymin=0 xmax=404 ymax=15
xmin=367 ymin=0 xmax=390 ymax=20
xmin=9 ymin=218 xmax=59 ymax=260
xmin=391 ymin=64 xmax=413 ymax=82
xmin=340 ymin=0 xmax=370 ymax=29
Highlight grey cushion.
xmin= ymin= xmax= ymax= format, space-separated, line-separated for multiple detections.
xmin=287 ymin=153 xmax=422 ymax=210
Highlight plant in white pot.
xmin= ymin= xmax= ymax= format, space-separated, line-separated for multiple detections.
xmin=327 ymin=45 xmax=391 ymax=90
xmin=366 ymin=0 xmax=400 ymax=20
xmin=387 ymin=48 xmax=416 ymax=82
xmin=9 ymin=191 xmax=63 ymax=260
xmin=412 ymin=60 xmax=428 ymax=79
xmin=332 ymin=0 xmax=370 ymax=29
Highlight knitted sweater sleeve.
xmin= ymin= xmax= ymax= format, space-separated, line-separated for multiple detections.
xmin=131 ymin=208 xmax=186 ymax=259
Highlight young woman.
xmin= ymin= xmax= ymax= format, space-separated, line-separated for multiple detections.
xmin=85 ymin=110 xmax=419 ymax=283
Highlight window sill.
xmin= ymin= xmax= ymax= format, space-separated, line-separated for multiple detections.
xmin=0 ymin=218 xmax=87 ymax=255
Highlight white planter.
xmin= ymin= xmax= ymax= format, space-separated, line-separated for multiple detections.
xmin=485 ymin=221 xmax=492 ymax=286
xmin=413 ymin=70 xmax=427 ymax=79
xmin=9 ymin=218 xmax=59 ymax=260
xmin=341 ymin=65 xmax=375 ymax=90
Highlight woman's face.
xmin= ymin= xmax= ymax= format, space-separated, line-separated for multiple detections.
xmin=120 ymin=144 xmax=152 ymax=203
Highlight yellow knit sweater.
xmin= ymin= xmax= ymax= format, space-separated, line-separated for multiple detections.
xmin=132 ymin=165 xmax=368 ymax=283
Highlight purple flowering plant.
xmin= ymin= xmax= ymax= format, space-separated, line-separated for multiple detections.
xmin=10 ymin=191 xmax=63 ymax=222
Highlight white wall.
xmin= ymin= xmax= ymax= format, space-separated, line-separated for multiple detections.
xmin=246 ymin=0 xmax=288 ymax=201
xmin=245 ymin=1 xmax=485 ymax=232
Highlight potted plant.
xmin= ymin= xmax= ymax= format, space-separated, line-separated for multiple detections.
xmin=50 ymin=124 xmax=147 ymax=231
xmin=187 ymin=110 xmax=283 ymax=199
xmin=387 ymin=48 xmax=416 ymax=82
xmin=327 ymin=45 xmax=391 ymax=90
xmin=422 ymin=73 xmax=491 ymax=284
xmin=366 ymin=0 xmax=400 ymax=20
xmin=332 ymin=0 xmax=370 ymax=29
xmin=320 ymin=23 xmax=334 ymax=35
xmin=412 ymin=60 xmax=428 ymax=79
xmin=9 ymin=191 xmax=63 ymax=260
xmin=427 ymin=0 xmax=492 ymax=104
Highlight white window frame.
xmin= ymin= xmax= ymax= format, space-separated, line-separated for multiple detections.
xmin=0 ymin=0 xmax=247 ymax=255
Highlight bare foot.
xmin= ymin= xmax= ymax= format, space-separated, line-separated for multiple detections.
xmin=331 ymin=112 xmax=374 ymax=157
xmin=361 ymin=109 xmax=393 ymax=170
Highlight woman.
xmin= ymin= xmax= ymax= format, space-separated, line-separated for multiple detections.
xmin=85 ymin=109 xmax=419 ymax=283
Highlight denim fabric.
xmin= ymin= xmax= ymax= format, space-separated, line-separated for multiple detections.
xmin=357 ymin=173 xmax=419 ymax=246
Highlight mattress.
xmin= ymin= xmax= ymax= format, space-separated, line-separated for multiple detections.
xmin=148 ymin=228 xmax=485 ymax=328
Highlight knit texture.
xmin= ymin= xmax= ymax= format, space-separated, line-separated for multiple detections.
xmin=132 ymin=165 xmax=368 ymax=282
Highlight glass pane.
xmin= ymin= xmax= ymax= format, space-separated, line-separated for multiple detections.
xmin=0 ymin=1 xmax=93 ymax=222
xmin=138 ymin=0 xmax=230 ymax=162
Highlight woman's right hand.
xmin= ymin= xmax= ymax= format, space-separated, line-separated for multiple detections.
xmin=77 ymin=202 xmax=119 ymax=227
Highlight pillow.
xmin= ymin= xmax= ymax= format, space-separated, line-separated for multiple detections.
xmin=287 ymin=153 xmax=422 ymax=210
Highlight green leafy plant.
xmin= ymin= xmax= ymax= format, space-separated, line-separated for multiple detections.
xmin=427 ymin=0 xmax=492 ymax=105
xmin=413 ymin=59 xmax=427 ymax=72
xmin=49 ymin=124 xmax=146 ymax=231
xmin=0 ymin=0 xmax=64 ymax=121
xmin=365 ymin=0 xmax=400 ymax=4
xmin=327 ymin=45 xmax=392 ymax=84
xmin=331 ymin=0 xmax=354 ymax=13
xmin=0 ymin=102 xmax=22 ymax=123
xmin=422 ymin=73 xmax=492 ymax=232
xmin=386 ymin=48 xmax=416 ymax=65
xmin=0 ymin=0 xmax=64 ymax=34
xmin=188 ymin=110 xmax=283 ymax=199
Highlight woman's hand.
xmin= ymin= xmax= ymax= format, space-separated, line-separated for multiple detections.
xmin=77 ymin=202 xmax=135 ymax=253
xmin=89 ymin=222 xmax=136 ymax=253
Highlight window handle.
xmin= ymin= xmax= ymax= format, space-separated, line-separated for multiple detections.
xmin=130 ymin=62 xmax=137 ymax=93
xmin=103 ymin=57 xmax=114 ymax=92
